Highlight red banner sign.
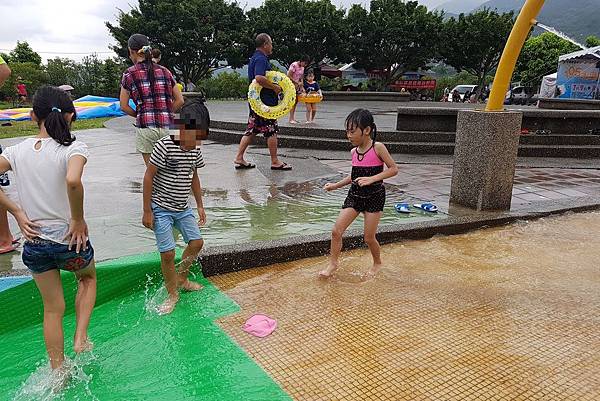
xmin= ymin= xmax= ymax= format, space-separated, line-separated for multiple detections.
xmin=390 ymin=80 xmax=436 ymax=90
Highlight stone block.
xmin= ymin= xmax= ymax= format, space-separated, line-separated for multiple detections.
xmin=396 ymin=107 xmax=458 ymax=132
xmin=450 ymin=110 xmax=522 ymax=211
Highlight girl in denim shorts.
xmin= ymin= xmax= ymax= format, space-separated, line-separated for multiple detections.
xmin=0 ymin=86 xmax=97 ymax=372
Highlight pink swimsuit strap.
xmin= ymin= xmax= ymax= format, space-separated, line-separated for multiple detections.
xmin=352 ymin=145 xmax=384 ymax=167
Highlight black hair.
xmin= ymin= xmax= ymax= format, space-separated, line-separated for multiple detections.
xmin=32 ymin=86 xmax=77 ymax=146
xmin=151 ymin=48 xmax=161 ymax=62
xmin=256 ymin=33 xmax=271 ymax=48
xmin=345 ymin=108 xmax=377 ymax=142
xmin=300 ymin=55 xmax=310 ymax=64
xmin=178 ymin=97 xmax=210 ymax=134
xmin=306 ymin=69 xmax=315 ymax=76
xmin=128 ymin=34 xmax=155 ymax=91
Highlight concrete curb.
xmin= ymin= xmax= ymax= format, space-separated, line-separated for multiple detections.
xmin=396 ymin=106 xmax=600 ymax=134
xmin=209 ymin=126 xmax=600 ymax=158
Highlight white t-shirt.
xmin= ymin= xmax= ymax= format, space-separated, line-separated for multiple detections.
xmin=1 ymin=137 xmax=89 ymax=244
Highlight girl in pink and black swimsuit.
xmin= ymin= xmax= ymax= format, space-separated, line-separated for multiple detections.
xmin=321 ymin=109 xmax=399 ymax=280
xmin=344 ymin=140 xmax=386 ymax=213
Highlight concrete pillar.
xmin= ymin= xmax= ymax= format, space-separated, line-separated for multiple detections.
xmin=450 ymin=110 xmax=522 ymax=211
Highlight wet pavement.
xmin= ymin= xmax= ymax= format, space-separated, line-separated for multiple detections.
xmin=212 ymin=211 xmax=600 ymax=400
xmin=1 ymin=109 xmax=600 ymax=273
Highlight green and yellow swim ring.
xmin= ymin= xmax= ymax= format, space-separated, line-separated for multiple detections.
xmin=247 ymin=71 xmax=296 ymax=119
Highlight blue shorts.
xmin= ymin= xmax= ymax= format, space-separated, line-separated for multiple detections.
xmin=152 ymin=203 xmax=202 ymax=253
xmin=22 ymin=238 xmax=95 ymax=274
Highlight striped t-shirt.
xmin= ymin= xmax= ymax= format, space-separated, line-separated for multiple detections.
xmin=149 ymin=136 xmax=205 ymax=211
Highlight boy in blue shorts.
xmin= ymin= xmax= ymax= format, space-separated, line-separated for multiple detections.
xmin=142 ymin=98 xmax=210 ymax=315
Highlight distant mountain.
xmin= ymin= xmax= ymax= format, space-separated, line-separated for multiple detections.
xmin=417 ymin=0 xmax=448 ymax=9
xmin=476 ymin=0 xmax=600 ymax=40
xmin=435 ymin=0 xmax=487 ymax=14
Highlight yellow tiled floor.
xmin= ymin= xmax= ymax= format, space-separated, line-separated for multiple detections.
xmin=211 ymin=212 xmax=600 ymax=400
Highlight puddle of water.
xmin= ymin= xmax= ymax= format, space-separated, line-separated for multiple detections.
xmin=1 ymin=176 xmax=444 ymax=272
xmin=201 ymin=177 xmax=444 ymax=245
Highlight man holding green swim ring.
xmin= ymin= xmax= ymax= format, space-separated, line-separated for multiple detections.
xmin=234 ymin=33 xmax=292 ymax=171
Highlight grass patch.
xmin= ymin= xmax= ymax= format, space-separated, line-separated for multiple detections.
xmin=0 ymin=117 xmax=111 ymax=139
xmin=0 ymin=101 xmax=15 ymax=110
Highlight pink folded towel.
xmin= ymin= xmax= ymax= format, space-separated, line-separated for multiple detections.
xmin=243 ymin=314 xmax=277 ymax=338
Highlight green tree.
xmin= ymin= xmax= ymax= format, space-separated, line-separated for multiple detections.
xmin=585 ymin=35 xmax=600 ymax=48
xmin=9 ymin=41 xmax=42 ymax=66
xmin=0 ymin=62 xmax=48 ymax=100
xmin=515 ymin=32 xmax=579 ymax=88
xmin=46 ymin=57 xmax=78 ymax=87
xmin=246 ymin=0 xmax=348 ymax=68
xmin=199 ymin=71 xmax=248 ymax=99
xmin=106 ymin=0 xmax=247 ymax=83
xmin=347 ymin=0 xmax=443 ymax=85
xmin=440 ymin=9 xmax=515 ymax=99
xmin=73 ymin=55 xmax=105 ymax=97
xmin=99 ymin=58 xmax=128 ymax=97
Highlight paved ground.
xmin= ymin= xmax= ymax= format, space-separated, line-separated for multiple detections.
xmin=1 ymin=104 xmax=599 ymax=273
xmin=213 ymin=211 xmax=600 ymax=400
xmin=207 ymin=99 xmax=534 ymax=131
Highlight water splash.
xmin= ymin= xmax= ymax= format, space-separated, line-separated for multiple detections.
xmin=144 ymin=285 xmax=169 ymax=316
xmin=143 ymin=256 xmax=201 ymax=315
xmin=536 ymin=22 xmax=587 ymax=49
xmin=12 ymin=355 xmax=98 ymax=401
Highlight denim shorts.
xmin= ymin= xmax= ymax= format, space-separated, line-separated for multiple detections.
xmin=152 ymin=203 xmax=202 ymax=253
xmin=22 ymin=238 xmax=95 ymax=274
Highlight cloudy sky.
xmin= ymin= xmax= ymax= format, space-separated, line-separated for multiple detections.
xmin=0 ymin=0 xmax=447 ymax=62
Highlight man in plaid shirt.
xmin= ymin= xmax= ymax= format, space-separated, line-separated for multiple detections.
xmin=120 ymin=34 xmax=184 ymax=165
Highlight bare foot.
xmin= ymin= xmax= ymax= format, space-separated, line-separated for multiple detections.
xmin=157 ymin=295 xmax=179 ymax=315
xmin=318 ymin=264 xmax=338 ymax=279
xmin=289 ymin=120 xmax=298 ymax=124
xmin=179 ymin=279 xmax=203 ymax=292
xmin=50 ymin=360 xmax=72 ymax=393
xmin=73 ymin=337 xmax=94 ymax=354
xmin=362 ymin=263 xmax=382 ymax=281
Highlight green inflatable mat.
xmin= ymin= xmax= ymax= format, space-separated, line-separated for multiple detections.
xmin=0 ymin=252 xmax=291 ymax=401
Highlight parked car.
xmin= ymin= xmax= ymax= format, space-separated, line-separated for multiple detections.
xmin=505 ymin=86 xmax=537 ymax=105
xmin=448 ymin=84 xmax=478 ymax=102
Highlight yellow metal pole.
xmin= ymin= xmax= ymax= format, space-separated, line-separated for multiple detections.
xmin=486 ymin=0 xmax=545 ymax=111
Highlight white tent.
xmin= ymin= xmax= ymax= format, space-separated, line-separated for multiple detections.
xmin=539 ymin=72 xmax=557 ymax=98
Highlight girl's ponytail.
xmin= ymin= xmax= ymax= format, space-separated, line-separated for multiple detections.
xmin=128 ymin=35 xmax=155 ymax=93
xmin=32 ymin=86 xmax=76 ymax=146
xmin=140 ymin=45 xmax=155 ymax=90
xmin=371 ymin=122 xmax=377 ymax=143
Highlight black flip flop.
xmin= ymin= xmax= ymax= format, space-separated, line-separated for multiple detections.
xmin=271 ymin=162 xmax=292 ymax=171
xmin=235 ymin=162 xmax=256 ymax=170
